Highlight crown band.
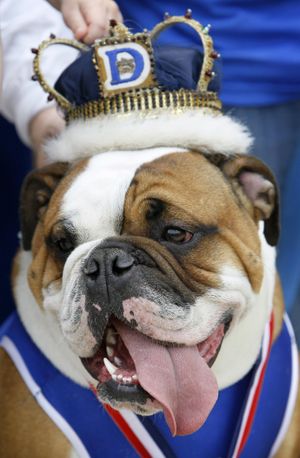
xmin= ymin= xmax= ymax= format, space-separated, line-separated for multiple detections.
xmin=66 ymin=88 xmax=221 ymax=122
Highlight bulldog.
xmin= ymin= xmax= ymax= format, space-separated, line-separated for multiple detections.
xmin=1 ymin=145 xmax=299 ymax=457
xmin=1 ymin=15 xmax=299 ymax=457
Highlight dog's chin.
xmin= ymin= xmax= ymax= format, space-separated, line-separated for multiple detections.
xmin=97 ymin=381 xmax=161 ymax=415
xmin=81 ymin=316 xmax=230 ymax=415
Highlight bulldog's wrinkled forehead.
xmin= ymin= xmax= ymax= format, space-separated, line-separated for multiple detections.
xmin=61 ymin=148 xmax=187 ymax=241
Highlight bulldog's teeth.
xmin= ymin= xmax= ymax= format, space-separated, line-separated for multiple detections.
xmin=106 ymin=346 xmax=114 ymax=358
xmin=106 ymin=328 xmax=117 ymax=346
xmin=114 ymin=356 xmax=122 ymax=367
xmin=113 ymin=373 xmax=138 ymax=385
xmin=103 ymin=357 xmax=117 ymax=376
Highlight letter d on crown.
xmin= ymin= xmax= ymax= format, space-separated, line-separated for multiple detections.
xmin=96 ymin=42 xmax=154 ymax=95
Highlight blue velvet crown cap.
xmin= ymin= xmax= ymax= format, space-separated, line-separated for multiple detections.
xmin=32 ymin=15 xmax=223 ymax=120
xmin=55 ymin=45 xmax=221 ymax=107
xmin=33 ymin=17 xmax=253 ymax=163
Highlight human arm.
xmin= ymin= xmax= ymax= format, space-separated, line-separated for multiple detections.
xmin=0 ymin=0 xmax=77 ymax=164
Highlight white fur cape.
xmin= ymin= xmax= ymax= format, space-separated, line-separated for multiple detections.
xmin=45 ymin=109 xmax=253 ymax=162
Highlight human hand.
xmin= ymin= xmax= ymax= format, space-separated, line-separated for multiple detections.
xmin=49 ymin=0 xmax=123 ymax=44
xmin=29 ymin=107 xmax=65 ymax=167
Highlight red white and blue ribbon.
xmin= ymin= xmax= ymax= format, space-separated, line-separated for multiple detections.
xmin=230 ymin=314 xmax=275 ymax=458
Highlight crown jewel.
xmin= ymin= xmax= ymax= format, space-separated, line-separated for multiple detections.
xmin=32 ymin=12 xmax=222 ymax=123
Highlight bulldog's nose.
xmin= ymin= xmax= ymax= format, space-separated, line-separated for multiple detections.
xmin=112 ymin=252 xmax=135 ymax=274
xmin=83 ymin=248 xmax=135 ymax=281
xmin=83 ymin=257 xmax=100 ymax=277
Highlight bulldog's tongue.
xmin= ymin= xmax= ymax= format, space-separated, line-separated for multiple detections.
xmin=114 ymin=321 xmax=218 ymax=436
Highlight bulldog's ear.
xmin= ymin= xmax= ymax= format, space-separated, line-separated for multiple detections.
xmin=20 ymin=162 xmax=69 ymax=250
xmin=222 ymin=155 xmax=279 ymax=246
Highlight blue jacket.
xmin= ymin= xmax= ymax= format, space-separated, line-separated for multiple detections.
xmin=116 ymin=0 xmax=300 ymax=106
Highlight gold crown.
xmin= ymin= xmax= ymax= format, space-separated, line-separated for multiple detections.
xmin=32 ymin=10 xmax=222 ymax=123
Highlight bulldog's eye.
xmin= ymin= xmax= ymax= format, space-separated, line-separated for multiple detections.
xmin=163 ymin=227 xmax=193 ymax=244
xmin=55 ymin=237 xmax=74 ymax=254
xmin=48 ymin=221 xmax=76 ymax=260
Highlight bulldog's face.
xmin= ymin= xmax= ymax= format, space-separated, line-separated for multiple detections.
xmin=20 ymin=149 xmax=278 ymax=435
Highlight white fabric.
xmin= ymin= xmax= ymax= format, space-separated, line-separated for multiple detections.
xmin=0 ymin=0 xmax=77 ymax=145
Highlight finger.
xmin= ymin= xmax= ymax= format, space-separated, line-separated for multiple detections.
xmin=62 ymin=3 xmax=88 ymax=40
xmin=33 ymin=149 xmax=49 ymax=168
xmin=29 ymin=107 xmax=65 ymax=166
xmin=80 ymin=1 xmax=123 ymax=43
xmin=75 ymin=26 xmax=88 ymax=41
xmin=111 ymin=4 xmax=123 ymax=23
xmin=82 ymin=22 xmax=108 ymax=44
xmin=105 ymin=1 xmax=123 ymax=23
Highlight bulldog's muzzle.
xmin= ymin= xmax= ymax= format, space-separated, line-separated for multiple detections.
xmin=82 ymin=240 xmax=161 ymax=339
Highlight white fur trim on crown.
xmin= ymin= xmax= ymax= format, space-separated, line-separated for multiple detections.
xmin=45 ymin=109 xmax=253 ymax=162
